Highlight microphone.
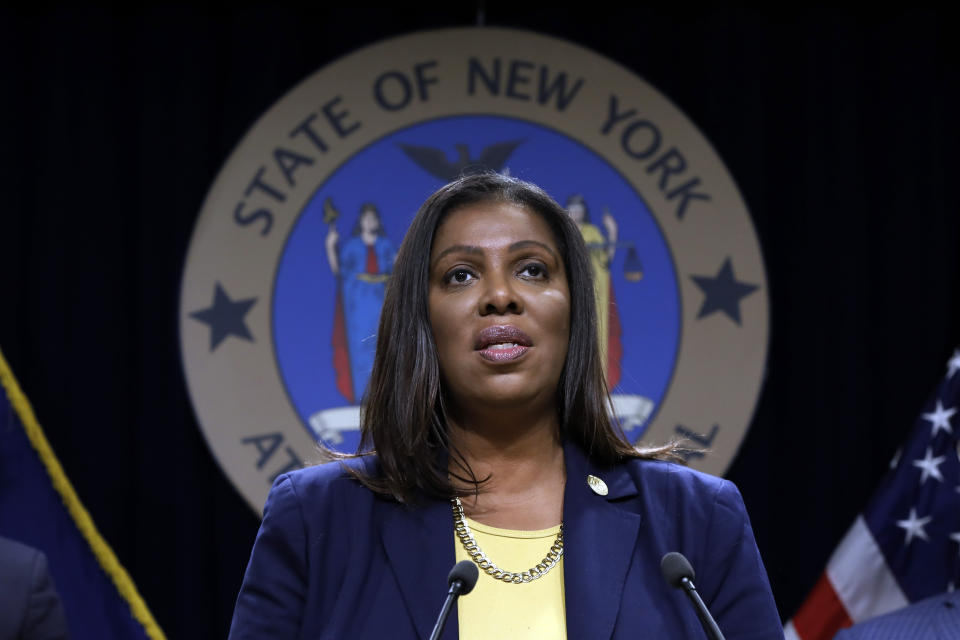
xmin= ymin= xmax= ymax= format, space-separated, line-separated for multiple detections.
xmin=660 ymin=551 xmax=726 ymax=640
xmin=428 ymin=560 xmax=479 ymax=640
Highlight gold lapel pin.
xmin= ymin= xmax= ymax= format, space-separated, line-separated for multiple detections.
xmin=586 ymin=474 xmax=608 ymax=496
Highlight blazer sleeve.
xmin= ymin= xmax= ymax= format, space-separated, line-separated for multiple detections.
xmin=699 ymin=479 xmax=784 ymax=640
xmin=229 ymin=475 xmax=310 ymax=640
xmin=23 ymin=549 xmax=70 ymax=640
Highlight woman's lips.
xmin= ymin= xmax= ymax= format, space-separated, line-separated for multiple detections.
xmin=475 ymin=325 xmax=532 ymax=362
xmin=478 ymin=343 xmax=529 ymax=362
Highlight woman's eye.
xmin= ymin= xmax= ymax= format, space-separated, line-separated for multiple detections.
xmin=448 ymin=268 xmax=474 ymax=284
xmin=519 ymin=263 xmax=546 ymax=278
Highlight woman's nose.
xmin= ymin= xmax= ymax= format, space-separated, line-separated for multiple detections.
xmin=479 ymin=271 xmax=523 ymax=316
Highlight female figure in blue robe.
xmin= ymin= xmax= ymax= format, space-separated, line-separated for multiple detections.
xmin=325 ymin=203 xmax=396 ymax=402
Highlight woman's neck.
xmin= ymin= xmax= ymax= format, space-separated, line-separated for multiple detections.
xmin=447 ymin=411 xmax=565 ymax=530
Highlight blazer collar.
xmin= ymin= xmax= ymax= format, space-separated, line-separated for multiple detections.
xmin=562 ymin=441 xmax=643 ymax=640
xmin=378 ymin=494 xmax=457 ymax=640
xmin=376 ymin=442 xmax=643 ymax=640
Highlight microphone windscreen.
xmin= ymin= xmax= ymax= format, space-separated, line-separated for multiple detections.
xmin=660 ymin=551 xmax=695 ymax=589
xmin=448 ymin=560 xmax=480 ymax=595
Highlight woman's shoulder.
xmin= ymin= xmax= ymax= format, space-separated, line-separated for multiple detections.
xmin=613 ymin=459 xmax=765 ymax=579
xmin=579 ymin=222 xmax=604 ymax=241
xmin=619 ymin=456 xmax=743 ymax=513
xmin=625 ymin=456 xmax=727 ymax=486
xmin=270 ymin=455 xmax=380 ymax=510
xmin=339 ymin=235 xmax=367 ymax=257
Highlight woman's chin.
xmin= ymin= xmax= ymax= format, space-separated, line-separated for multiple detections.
xmin=452 ymin=382 xmax=556 ymax=417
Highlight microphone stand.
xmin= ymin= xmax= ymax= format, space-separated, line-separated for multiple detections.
xmin=679 ymin=576 xmax=725 ymax=640
xmin=429 ymin=578 xmax=468 ymax=640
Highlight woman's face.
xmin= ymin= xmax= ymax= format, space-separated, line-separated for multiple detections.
xmin=428 ymin=201 xmax=571 ymax=416
xmin=360 ymin=208 xmax=379 ymax=233
xmin=566 ymin=202 xmax=586 ymax=224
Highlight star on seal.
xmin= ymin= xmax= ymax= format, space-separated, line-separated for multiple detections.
xmin=690 ymin=258 xmax=759 ymax=326
xmin=190 ymin=282 xmax=257 ymax=351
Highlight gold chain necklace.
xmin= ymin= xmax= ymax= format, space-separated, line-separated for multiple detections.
xmin=451 ymin=497 xmax=564 ymax=584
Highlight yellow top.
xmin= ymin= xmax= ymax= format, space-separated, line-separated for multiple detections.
xmin=455 ymin=518 xmax=566 ymax=640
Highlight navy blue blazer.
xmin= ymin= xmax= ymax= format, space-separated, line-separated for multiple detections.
xmin=0 ymin=536 xmax=69 ymax=640
xmin=833 ymin=591 xmax=960 ymax=639
xmin=229 ymin=443 xmax=783 ymax=639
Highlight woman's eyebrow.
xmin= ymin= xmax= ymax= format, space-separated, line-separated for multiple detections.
xmin=509 ymin=240 xmax=559 ymax=262
xmin=432 ymin=244 xmax=484 ymax=263
xmin=432 ymin=240 xmax=559 ymax=265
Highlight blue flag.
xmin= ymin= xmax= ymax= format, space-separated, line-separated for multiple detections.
xmin=0 ymin=347 xmax=165 ymax=640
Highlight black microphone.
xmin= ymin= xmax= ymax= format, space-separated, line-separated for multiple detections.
xmin=660 ymin=551 xmax=726 ymax=640
xmin=428 ymin=560 xmax=480 ymax=640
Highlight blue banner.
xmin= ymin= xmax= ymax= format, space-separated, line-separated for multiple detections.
xmin=0 ymin=347 xmax=164 ymax=640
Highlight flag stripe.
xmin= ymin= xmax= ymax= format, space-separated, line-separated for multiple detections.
xmin=791 ymin=572 xmax=853 ymax=640
xmin=0 ymin=347 xmax=166 ymax=640
xmin=783 ymin=621 xmax=800 ymax=640
xmin=827 ymin=516 xmax=909 ymax=622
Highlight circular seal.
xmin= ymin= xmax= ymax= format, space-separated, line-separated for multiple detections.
xmin=180 ymin=27 xmax=769 ymax=513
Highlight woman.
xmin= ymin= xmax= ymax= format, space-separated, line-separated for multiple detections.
xmin=564 ymin=194 xmax=622 ymax=386
xmin=324 ymin=202 xmax=397 ymax=402
xmin=229 ymin=173 xmax=783 ymax=639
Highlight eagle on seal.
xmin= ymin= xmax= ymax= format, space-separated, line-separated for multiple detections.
xmin=397 ymin=140 xmax=523 ymax=181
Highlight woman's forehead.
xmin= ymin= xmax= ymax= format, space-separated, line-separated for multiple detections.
xmin=432 ymin=202 xmax=560 ymax=252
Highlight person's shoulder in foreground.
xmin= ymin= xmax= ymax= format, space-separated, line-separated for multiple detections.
xmin=0 ymin=536 xmax=70 ymax=640
xmin=833 ymin=590 xmax=960 ymax=639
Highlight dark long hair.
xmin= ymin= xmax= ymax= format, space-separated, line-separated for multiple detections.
xmin=334 ymin=172 xmax=679 ymax=503
xmin=350 ymin=202 xmax=386 ymax=237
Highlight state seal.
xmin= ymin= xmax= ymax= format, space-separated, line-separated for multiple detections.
xmin=179 ymin=28 xmax=769 ymax=512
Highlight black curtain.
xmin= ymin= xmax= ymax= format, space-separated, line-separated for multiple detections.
xmin=2 ymin=5 xmax=958 ymax=638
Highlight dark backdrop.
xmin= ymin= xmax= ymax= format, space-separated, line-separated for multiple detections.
xmin=2 ymin=4 xmax=958 ymax=638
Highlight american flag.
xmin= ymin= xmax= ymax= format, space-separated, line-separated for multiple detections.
xmin=785 ymin=348 xmax=960 ymax=640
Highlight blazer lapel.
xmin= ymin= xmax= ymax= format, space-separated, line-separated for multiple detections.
xmin=378 ymin=496 xmax=458 ymax=640
xmin=562 ymin=443 xmax=643 ymax=640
